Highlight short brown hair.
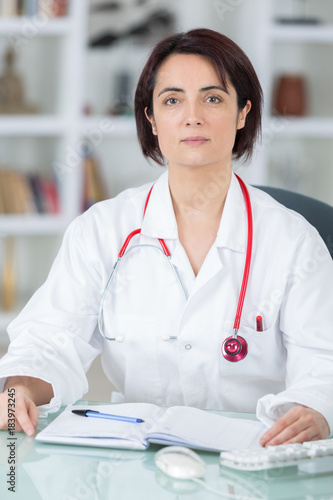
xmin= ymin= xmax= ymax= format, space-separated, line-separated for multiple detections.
xmin=134 ymin=28 xmax=263 ymax=165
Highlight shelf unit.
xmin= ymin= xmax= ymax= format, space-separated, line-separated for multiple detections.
xmin=0 ymin=0 xmax=89 ymax=343
xmin=270 ymin=24 xmax=333 ymax=43
xmin=265 ymin=117 xmax=333 ymax=138
xmin=0 ymin=115 xmax=70 ymax=135
xmin=251 ymin=0 xmax=333 ymax=202
xmin=0 ymin=0 xmax=88 ymax=226
xmin=0 ymin=16 xmax=72 ymax=35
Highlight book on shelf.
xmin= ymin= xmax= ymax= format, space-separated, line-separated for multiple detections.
xmin=0 ymin=167 xmax=59 ymax=215
xmin=1 ymin=237 xmax=16 ymax=311
xmin=0 ymin=0 xmax=68 ymax=18
xmin=0 ymin=0 xmax=18 ymax=17
xmin=52 ymin=0 xmax=67 ymax=17
xmin=82 ymin=147 xmax=107 ymax=212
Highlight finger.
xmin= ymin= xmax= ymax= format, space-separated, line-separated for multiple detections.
xmin=261 ymin=423 xmax=298 ymax=447
xmin=27 ymin=402 xmax=39 ymax=429
xmin=264 ymin=421 xmax=312 ymax=446
xmin=15 ymin=404 xmax=37 ymax=436
xmin=283 ymin=430 xmax=321 ymax=445
xmin=259 ymin=408 xmax=301 ymax=446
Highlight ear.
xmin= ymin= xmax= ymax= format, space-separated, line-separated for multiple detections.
xmin=237 ymin=100 xmax=252 ymax=130
xmin=144 ymin=107 xmax=158 ymax=135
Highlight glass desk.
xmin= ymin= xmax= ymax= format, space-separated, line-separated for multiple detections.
xmin=1 ymin=402 xmax=332 ymax=500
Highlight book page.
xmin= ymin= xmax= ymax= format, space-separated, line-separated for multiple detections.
xmin=36 ymin=403 xmax=164 ymax=450
xmin=146 ymin=406 xmax=267 ymax=451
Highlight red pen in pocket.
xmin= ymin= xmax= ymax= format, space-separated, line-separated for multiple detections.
xmin=256 ymin=315 xmax=263 ymax=332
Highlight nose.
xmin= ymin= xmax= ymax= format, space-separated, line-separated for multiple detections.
xmin=184 ymin=100 xmax=203 ymax=126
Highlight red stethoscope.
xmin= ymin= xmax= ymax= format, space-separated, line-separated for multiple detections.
xmin=98 ymin=174 xmax=252 ymax=362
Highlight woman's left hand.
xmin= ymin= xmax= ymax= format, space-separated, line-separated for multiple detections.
xmin=259 ymin=405 xmax=330 ymax=447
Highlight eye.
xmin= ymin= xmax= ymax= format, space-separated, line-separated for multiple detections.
xmin=206 ymin=95 xmax=222 ymax=104
xmin=162 ymin=97 xmax=179 ymax=106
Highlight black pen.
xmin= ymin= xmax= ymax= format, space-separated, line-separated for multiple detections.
xmin=72 ymin=409 xmax=144 ymax=423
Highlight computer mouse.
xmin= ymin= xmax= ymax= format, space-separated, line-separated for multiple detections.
xmin=154 ymin=446 xmax=206 ymax=480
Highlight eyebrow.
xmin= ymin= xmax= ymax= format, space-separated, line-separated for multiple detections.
xmin=157 ymin=85 xmax=229 ymax=98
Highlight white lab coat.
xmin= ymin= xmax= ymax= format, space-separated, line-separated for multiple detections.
xmin=1 ymin=171 xmax=333 ymax=432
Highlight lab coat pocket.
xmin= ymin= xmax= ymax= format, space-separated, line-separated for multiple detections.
xmin=219 ymin=321 xmax=287 ymax=411
xmin=117 ymin=315 xmax=163 ymax=404
xmin=240 ymin=321 xmax=286 ymax=378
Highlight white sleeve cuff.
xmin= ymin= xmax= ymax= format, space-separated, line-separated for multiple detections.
xmin=0 ymin=369 xmax=62 ymax=418
xmin=256 ymin=392 xmax=333 ymax=437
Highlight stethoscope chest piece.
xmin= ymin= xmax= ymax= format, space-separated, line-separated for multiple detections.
xmin=222 ymin=335 xmax=248 ymax=362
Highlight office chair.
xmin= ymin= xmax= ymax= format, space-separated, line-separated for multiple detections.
xmin=254 ymin=185 xmax=333 ymax=258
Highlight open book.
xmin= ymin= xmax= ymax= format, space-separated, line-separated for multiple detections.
xmin=36 ymin=403 xmax=267 ymax=452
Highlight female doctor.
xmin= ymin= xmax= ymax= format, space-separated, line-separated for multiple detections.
xmin=0 ymin=29 xmax=332 ymax=445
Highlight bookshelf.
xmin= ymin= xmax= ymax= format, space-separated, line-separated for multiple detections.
xmin=249 ymin=0 xmax=333 ymax=202
xmin=0 ymin=0 xmax=87 ymax=343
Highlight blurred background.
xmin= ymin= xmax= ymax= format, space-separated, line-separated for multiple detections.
xmin=0 ymin=0 xmax=332 ymax=400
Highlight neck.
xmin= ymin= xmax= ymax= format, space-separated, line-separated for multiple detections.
xmin=168 ymin=162 xmax=232 ymax=224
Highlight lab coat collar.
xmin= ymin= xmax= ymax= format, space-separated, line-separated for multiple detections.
xmin=215 ymin=173 xmax=247 ymax=254
xmin=141 ymin=170 xmax=178 ymax=239
xmin=141 ymin=169 xmax=247 ymax=254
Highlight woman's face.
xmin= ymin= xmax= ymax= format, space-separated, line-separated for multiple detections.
xmin=145 ymin=53 xmax=251 ymax=172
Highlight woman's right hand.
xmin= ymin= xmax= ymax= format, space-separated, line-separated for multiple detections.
xmin=0 ymin=387 xmax=39 ymax=436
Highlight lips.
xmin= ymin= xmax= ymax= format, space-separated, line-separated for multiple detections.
xmin=181 ymin=136 xmax=209 ymax=146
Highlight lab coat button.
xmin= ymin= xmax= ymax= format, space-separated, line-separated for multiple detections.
xmin=185 ymin=344 xmax=192 ymax=350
